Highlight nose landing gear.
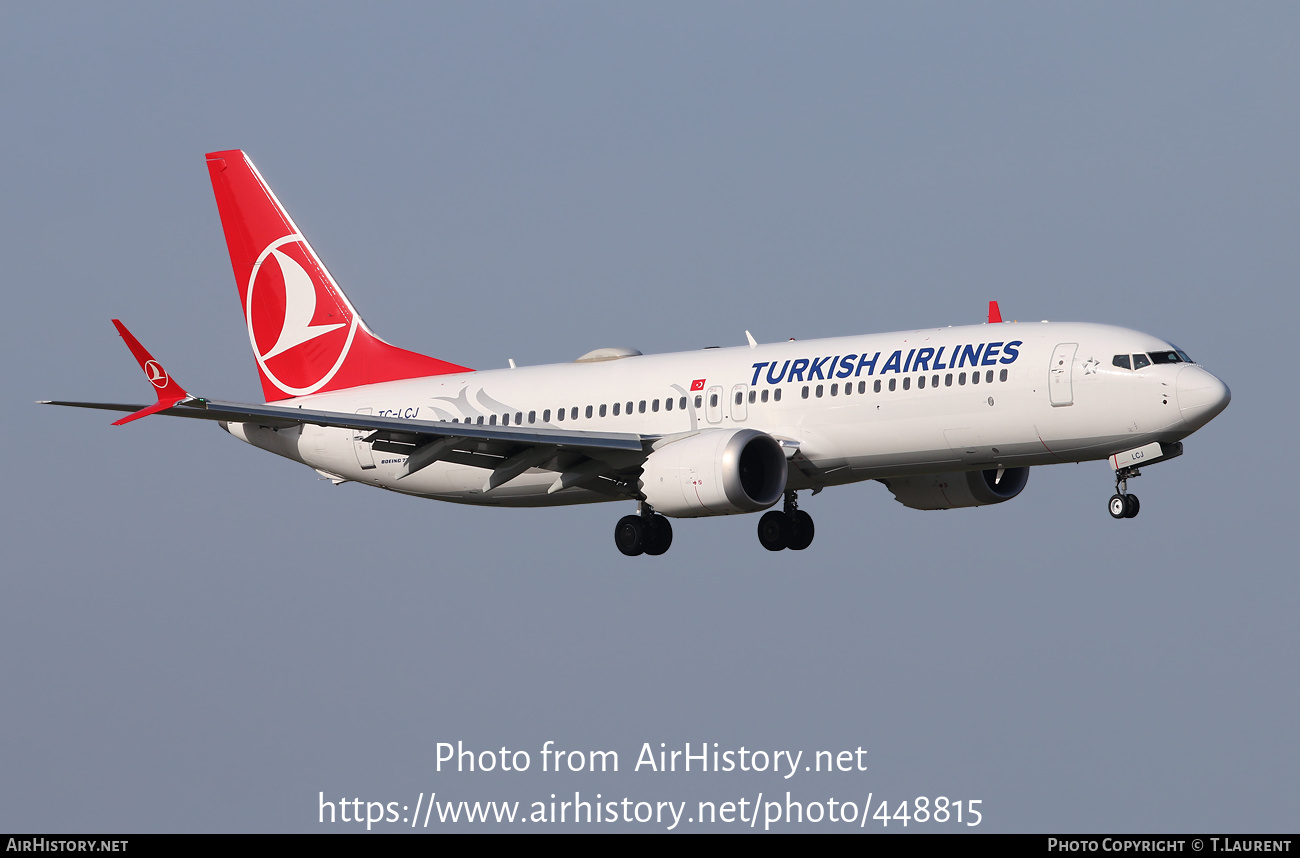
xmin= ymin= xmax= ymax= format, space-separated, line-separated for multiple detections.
xmin=757 ymin=491 xmax=815 ymax=551
xmin=1108 ymin=467 xmax=1141 ymax=520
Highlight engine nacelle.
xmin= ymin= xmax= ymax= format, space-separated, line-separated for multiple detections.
xmin=639 ymin=429 xmax=787 ymax=518
xmin=880 ymin=467 xmax=1030 ymax=510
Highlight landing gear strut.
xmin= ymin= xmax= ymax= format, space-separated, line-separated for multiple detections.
xmin=757 ymin=491 xmax=815 ymax=551
xmin=1108 ymin=467 xmax=1141 ymax=520
xmin=615 ymin=502 xmax=673 ymax=557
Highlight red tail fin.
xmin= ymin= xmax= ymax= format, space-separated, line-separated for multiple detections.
xmin=205 ymin=150 xmax=471 ymax=401
xmin=987 ymin=300 xmax=1003 ymax=324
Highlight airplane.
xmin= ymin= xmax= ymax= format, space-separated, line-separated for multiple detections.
xmin=44 ymin=150 xmax=1231 ymax=557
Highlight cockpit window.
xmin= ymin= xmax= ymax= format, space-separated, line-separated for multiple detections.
xmin=1112 ymin=354 xmax=1131 ymax=370
xmin=1148 ymin=350 xmax=1184 ymax=365
xmin=1131 ymin=353 xmax=1151 ymax=370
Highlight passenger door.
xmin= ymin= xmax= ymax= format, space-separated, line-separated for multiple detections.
xmin=1049 ymin=343 xmax=1077 ymax=406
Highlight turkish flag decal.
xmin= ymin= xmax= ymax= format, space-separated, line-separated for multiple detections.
xmin=690 ymin=379 xmax=706 ymax=391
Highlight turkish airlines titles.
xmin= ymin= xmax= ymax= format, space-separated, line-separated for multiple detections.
xmin=748 ymin=339 xmax=1024 ymax=387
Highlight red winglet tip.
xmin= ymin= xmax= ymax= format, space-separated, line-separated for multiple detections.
xmin=111 ymin=397 xmax=187 ymax=426
xmin=110 ymin=320 xmax=190 ymax=420
xmin=988 ymin=301 xmax=1003 ymax=324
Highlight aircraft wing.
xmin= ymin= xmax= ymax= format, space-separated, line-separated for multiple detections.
xmin=41 ymin=396 xmax=644 ymax=452
xmin=45 ymin=320 xmax=652 ymax=495
xmin=42 ymin=396 xmax=651 ymax=491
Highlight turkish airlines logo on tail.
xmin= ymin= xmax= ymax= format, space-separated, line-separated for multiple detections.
xmin=258 ymin=247 xmax=345 ymax=359
xmin=246 ymin=235 xmax=358 ymax=396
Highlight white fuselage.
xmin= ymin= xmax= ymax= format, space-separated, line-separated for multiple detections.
xmin=224 ymin=321 xmax=1228 ymax=508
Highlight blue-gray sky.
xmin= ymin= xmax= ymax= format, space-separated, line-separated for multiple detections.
xmin=3 ymin=3 xmax=1295 ymax=832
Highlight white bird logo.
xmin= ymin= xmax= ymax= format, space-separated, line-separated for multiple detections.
xmin=144 ymin=360 xmax=168 ymax=388
xmin=257 ymin=248 xmax=345 ymax=360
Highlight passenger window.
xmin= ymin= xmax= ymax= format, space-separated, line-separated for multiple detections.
xmin=557 ymin=408 xmax=564 ymax=421
xmin=599 ymin=404 xmax=607 ymax=417
xmin=858 ymin=381 xmax=866 ymax=394
xmin=972 ymin=371 xmax=980 ymax=385
xmin=761 ymin=389 xmax=769 ymax=403
xmin=816 ymin=384 xmax=824 ymax=398
xmin=694 ymin=396 xmax=702 ymax=409
xmin=874 ymin=380 xmax=881 ymax=393
xmin=626 ymin=401 xmax=633 ymax=414
xmin=613 ymin=403 xmax=620 ymax=416
xmin=802 ymin=386 xmax=809 ymax=399
xmin=543 ymin=409 xmax=550 ymax=422
xmin=999 ymin=369 xmax=1007 ymax=382
xmin=571 ymin=407 xmax=578 ymax=420
xmin=918 ymin=376 xmax=925 ymax=389
xmin=773 ymin=389 xmax=782 ymax=402
xmin=490 ymin=415 xmax=498 ymax=425
xmin=502 ymin=414 xmax=509 ymax=426
xmin=1132 ymin=354 xmax=1151 ymax=370
xmin=932 ymin=374 xmax=939 ymax=388
xmin=986 ymin=370 xmax=994 ymax=383
xmin=529 ymin=411 xmax=536 ymax=424
xmin=653 ymin=399 xmax=660 ymax=412
xmin=735 ymin=391 xmax=743 ymax=405
xmin=831 ymin=383 xmax=839 ymax=396
xmin=945 ymin=373 xmax=953 ymax=386
xmin=748 ymin=390 xmax=756 ymax=404
xmin=665 ymin=398 xmax=672 ymax=411
xmin=959 ymin=372 xmax=966 ymax=385
xmin=903 ymin=377 xmax=910 ymax=390
xmin=639 ymin=400 xmax=647 ymax=413
xmin=888 ymin=378 xmax=896 ymax=392
xmin=477 ymin=416 xmax=485 ymax=425
xmin=679 ymin=397 xmax=687 ymax=410
xmin=1113 ymin=354 xmax=1131 ymax=370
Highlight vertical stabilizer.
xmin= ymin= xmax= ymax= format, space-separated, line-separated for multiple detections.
xmin=205 ymin=150 xmax=471 ymax=401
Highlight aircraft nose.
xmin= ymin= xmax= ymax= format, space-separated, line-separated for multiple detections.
xmin=1176 ymin=366 xmax=1230 ymax=430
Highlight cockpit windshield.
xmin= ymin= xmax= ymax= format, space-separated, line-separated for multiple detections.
xmin=1112 ymin=347 xmax=1195 ymax=370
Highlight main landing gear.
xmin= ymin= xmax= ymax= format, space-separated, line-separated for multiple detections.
xmin=1108 ymin=466 xmax=1141 ymax=520
xmin=757 ymin=491 xmax=815 ymax=551
xmin=615 ymin=502 xmax=674 ymax=557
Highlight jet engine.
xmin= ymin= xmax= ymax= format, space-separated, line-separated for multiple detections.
xmin=880 ymin=467 xmax=1030 ymax=510
xmin=639 ymin=429 xmax=787 ymax=518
